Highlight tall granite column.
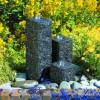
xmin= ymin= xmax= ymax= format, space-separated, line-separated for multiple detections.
xmin=26 ymin=17 xmax=52 ymax=80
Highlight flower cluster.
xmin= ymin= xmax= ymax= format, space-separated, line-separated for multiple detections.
xmin=0 ymin=38 xmax=6 ymax=59
xmin=0 ymin=0 xmax=8 ymax=4
xmin=0 ymin=22 xmax=4 ymax=33
xmin=63 ymin=26 xmax=100 ymax=77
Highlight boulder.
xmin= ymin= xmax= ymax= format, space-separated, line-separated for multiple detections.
xmin=59 ymin=81 xmax=71 ymax=89
xmin=81 ymin=75 xmax=88 ymax=81
xmin=34 ymin=84 xmax=46 ymax=90
xmin=23 ymin=80 xmax=38 ymax=88
xmin=45 ymin=83 xmax=58 ymax=89
xmin=81 ymin=81 xmax=89 ymax=86
xmin=94 ymin=81 xmax=100 ymax=88
xmin=71 ymin=82 xmax=82 ymax=89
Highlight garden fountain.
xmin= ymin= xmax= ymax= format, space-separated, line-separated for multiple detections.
xmin=26 ymin=16 xmax=80 ymax=84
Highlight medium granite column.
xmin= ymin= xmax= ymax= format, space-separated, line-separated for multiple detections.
xmin=26 ymin=17 xmax=52 ymax=80
xmin=52 ymin=35 xmax=72 ymax=62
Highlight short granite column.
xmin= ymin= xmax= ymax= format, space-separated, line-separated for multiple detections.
xmin=26 ymin=17 xmax=52 ymax=80
xmin=52 ymin=35 xmax=72 ymax=62
xmin=50 ymin=60 xmax=81 ymax=83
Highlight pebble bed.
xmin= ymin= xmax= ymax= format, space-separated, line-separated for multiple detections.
xmin=0 ymin=75 xmax=100 ymax=100
xmin=0 ymin=88 xmax=100 ymax=100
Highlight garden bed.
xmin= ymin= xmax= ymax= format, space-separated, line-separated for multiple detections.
xmin=0 ymin=88 xmax=100 ymax=100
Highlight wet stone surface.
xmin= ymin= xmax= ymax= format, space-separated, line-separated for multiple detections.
xmin=50 ymin=60 xmax=81 ymax=83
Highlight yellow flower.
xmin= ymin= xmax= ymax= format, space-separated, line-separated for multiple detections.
xmin=43 ymin=0 xmax=53 ymax=5
xmin=96 ymin=54 xmax=100 ymax=59
xmin=0 ymin=38 xmax=6 ymax=58
xmin=24 ymin=5 xmax=34 ymax=18
xmin=5 ymin=26 xmax=10 ymax=32
xmin=85 ymin=0 xmax=97 ymax=11
xmin=0 ymin=22 xmax=4 ymax=33
xmin=88 ymin=27 xmax=100 ymax=42
xmin=64 ymin=0 xmax=74 ymax=9
xmin=0 ymin=38 xmax=5 ymax=46
xmin=19 ymin=20 xmax=26 ymax=28
xmin=63 ymin=11 xmax=68 ymax=16
xmin=61 ymin=25 xmax=68 ymax=37
xmin=20 ymin=34 xmax=26 ymax=42
xmin=77 ymin=0 xmax=83 ymax=7
xmin=14 ymin=0 xmax=19 ymax=5
xmin=29 ymin=0 xmax=35 ymax=6
xmin=0 ymin=0 xmax=8 ymax=4
xmin=54 ymin=0 xmax=61 ymax=6
xmin=54 ymin=20 xmax=60 ymax=28
xmin=86 ymin=45 xmax=95 ymax=53
xmin=8 ymin=37 xmax=13 ymax=44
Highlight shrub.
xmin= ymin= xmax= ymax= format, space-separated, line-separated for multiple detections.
xmin=0 ymin=37 xmax=15 ymax=84
xmin=0 ymin=0 xmax=99 ymax=82
xmin=62 ymin=26 xmax=100 ymax=78
xmin=0 ymin=60 xmax=16 ymax=85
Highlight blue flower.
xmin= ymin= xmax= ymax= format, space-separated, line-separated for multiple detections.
xmin=60 ymin=89 xmax=70 ymax=100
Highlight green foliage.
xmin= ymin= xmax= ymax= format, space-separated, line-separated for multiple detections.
xmin=0 ymin=0 xmax=99 ymax=84
xmin=0 ymin=60 xmax=16 ymax=85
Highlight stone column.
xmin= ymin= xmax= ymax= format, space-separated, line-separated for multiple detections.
xmin=26 ymin=17 xmax=52 ymax=80
xmin=50 ymin=60 xmax=80 ymax=83
xmin=52 ymin=35 xmax=72 ymax=63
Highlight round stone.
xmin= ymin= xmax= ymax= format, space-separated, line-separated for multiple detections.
xmin=81 ymin=81 xmax=89 ymax=86
xmin=10 ymin=87 xmax=22 ymax=91
xmin=23 ymin=80 xmax=38 ymax=88
xmin=90 ymin=79 xmax=98 ymax=86
xmin=81 ymin=75 xmax=88 ymax=81
xmin=35 ymin=84 xmax=46 ymax=90
xmin=89 ymin=85 xmax=97 ymax=89
xmin=0 ymin=83 xmax=11 ymax=90
xmin=16 ymin=73 xmax=26 ymax=81
xmin=59 ymin=81 xmax=71 ymax=89
xmin=80 ymin=83 xmax=97 ymax=89
xmin=45 ymin=83 xmax=58 ymax=89
xmin=45 ymin=84 xmax=50 ymax=89
xmin=72 ymin=82 xmax=82 ymax=89
xmin=94 ymin=81 xmax=100 ymax=88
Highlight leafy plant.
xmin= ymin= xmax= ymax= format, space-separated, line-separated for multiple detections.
xmin=0 ymin=0 xmax=99 ymax=83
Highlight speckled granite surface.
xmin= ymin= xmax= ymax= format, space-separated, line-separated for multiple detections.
xmin=26 ymin=17 xmax=52 ymax=80
xmin=50 ymin=60 xmax=81 ymax=83
xmin=52 ymin=35 xmax=72 ymax=63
